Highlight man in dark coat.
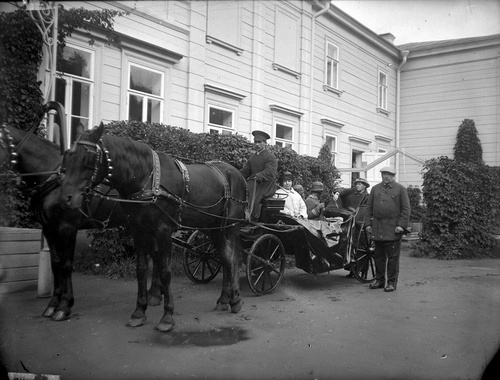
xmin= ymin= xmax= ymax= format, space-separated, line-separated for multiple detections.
xmin=364 ymin=167 xmax=411 ymax=292
xmin=240 ymin=130 xmax=278 ymax=221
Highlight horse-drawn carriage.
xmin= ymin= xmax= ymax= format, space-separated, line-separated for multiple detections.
xmin=1 ymin=113 xmax=374 ymax=332
xmin=178 ymin=196 xmax=375 ymax=295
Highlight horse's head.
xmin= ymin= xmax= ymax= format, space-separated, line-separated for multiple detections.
xmin=60 ymin=122 xmax=111 ymax=209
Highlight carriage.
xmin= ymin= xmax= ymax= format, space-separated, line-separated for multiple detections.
xmin=177 ymin=197 xmax=375 ymax=296
xmin=2 ymin=114 xmax=375 ymax=332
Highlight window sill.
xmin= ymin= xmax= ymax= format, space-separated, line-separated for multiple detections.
xmin=323 ymin=85 xmax=343 ymax=96
xmin=376 ymin=107 xmax=391 ymax=116
xmin=272 ymin=63 xmax=301 ymax=79
xmin=206 ymin=35 xmax=244 ymax=56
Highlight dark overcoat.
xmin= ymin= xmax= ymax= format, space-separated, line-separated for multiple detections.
xmin=240 ymin=148 xmax=277 ymax=219
xmin=364 ymin=181 xmax=411 ymax=241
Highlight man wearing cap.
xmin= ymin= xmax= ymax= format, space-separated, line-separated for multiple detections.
xmin=240 ymin=130 xmax=278 ymax=221
xmin=364 ymin=167 xmax=411 ymax=292
xmin=332 ymin=177 xmax=370 ymax=213
xmin=274 ymin=171 xmax=307 ymax=219
xmin=305 ymin=181 xmax=325 ymax=220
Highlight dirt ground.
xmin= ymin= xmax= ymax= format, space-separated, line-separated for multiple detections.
xmin=1 ymin=247 xmax=499 ymax=380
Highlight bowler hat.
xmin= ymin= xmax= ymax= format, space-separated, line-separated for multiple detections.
xmin=252 ymin=130 xmax=270 ymax=141
xmin=311 ymin=181 xmax=324 ymax=192
xmin=354 ymin=177 xmax=370 ymax=188
xmin=380 ymin=166 xmax=397 ymax=175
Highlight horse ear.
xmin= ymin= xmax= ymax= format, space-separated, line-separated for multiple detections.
xmin=88 ymin=122 xmax=105 ymax=143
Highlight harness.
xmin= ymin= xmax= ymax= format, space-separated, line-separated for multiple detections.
xmin=74 ymin=138 xmax=247 ymax=231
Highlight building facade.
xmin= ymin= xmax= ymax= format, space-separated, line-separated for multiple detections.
xmin=2 ymin=1 xmax=499 ymax=188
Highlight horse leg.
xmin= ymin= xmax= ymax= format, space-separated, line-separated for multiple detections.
xmin=213 ymin=228 xmax=243 ymax=313
xmin=154 ymin=224 xmax=175 ymax=332
xmin=41 ymin=228 xmax=62 ymax=318
xmin=147 ymin=248 xmax=162 ymax=307
xmin=50 ymin=224 xmax=77 ymax=321
xmin=127 ymin=230 xmax=152 ymax=327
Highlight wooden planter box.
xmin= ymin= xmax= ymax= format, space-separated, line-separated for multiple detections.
xmin=0 ymin=227 xmax=42 ymax=294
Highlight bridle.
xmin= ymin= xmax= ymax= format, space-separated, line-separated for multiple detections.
xmin=63 ymin=138 xmax=113 ymax=194
xmin=0 ymin=123 xmax=18 ymax=171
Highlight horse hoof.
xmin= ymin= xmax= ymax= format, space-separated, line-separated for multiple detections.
xmin=155 ymin=322 xmax=175 ymax=332
xmin=148 ymin=295 xmax=162 ymax=307
xmin=215 ymin=303 xmax=230 ymax=312
xmin=42 ymin=306 xmax=56 ymax=318
xmin=126 ymin=317 xmax=146 ymax=328
xmin=51 ymin=310 xmax=70 ymax=321
xmin=230 ymin=300 xmax=244 ymax=314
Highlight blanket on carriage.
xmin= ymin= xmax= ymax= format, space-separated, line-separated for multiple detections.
xmin=295 ymin=217 xmax=343 ymax=248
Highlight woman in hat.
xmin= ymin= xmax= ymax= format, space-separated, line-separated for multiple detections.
xmin=240 ymin=130 xmax=278 ymax=221
xmin=305 ymin=181 xmax=325 ymax=220
xmin=274 ymin=171 xmax=307 ymax=219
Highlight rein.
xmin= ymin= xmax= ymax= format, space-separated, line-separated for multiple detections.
xmin=77 ymin=138 xmax=247 ymax=231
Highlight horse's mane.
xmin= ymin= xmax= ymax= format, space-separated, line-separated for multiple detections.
xmin=100 ymin=133 xmax=154 ymax=187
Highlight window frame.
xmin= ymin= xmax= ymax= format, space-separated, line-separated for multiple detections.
xmin=127 ymin=62 xmax=165 ymax=123
xmin=54 ymin=43 xmax=95 ymax=148
xmin=207 ymin=104 xmax=235 ymax=135
xmin=325 ymin=41 xmax=340 ymax=89
xmin=325 ymin=134 xmax=338 ymax=166
xmin=378 ymin=70 xmax=388 ymax=110
xmin=274 ymin=121 xmax=295 ymax=150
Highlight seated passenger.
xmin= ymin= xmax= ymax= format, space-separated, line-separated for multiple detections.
xmin=305 ymin=181 xmax=325 ymax=220
xmin=274 ymin=171 xmax=307 ymax=219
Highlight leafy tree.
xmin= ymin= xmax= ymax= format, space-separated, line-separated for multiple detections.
xmin=453 ymin=118 xmax=483 ymax=164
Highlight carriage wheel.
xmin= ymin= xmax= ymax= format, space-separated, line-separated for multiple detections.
xmin=183 ymin=230 xmax=221 ymax=284
xmin=246 ymin=234 xmax=286 ymax=296
xmin=352 ymin=228 xmax=376 ymax=283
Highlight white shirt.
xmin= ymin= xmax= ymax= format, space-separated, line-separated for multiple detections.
xmin=274 ymin=187 xmax=308 ymax=219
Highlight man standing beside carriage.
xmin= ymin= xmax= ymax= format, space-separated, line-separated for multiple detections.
xmin=239 ymin=130 xmax=278 ymax=221
xmin=364 ymin=167 xmax=411 ymax=292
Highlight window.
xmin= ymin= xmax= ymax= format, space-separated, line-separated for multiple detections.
xmin=55 ymin=44 xmax=94 ymax=145
xmin=325 ymin=135 xmax=338 ymax=166
xmin=208 ymin=105 xmax=234 ymax=135
xmin=325 ymin=42 xmax=339 ymax=88
xmin=275 ymin=123 xmax=294 ymax=149
xmin=127 ymin=64 xmax=164 ymax=123
xmin=378 ymin=71 xmax=388 ymax=110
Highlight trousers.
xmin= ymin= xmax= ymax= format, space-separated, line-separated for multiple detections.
xmin=373 ymin=239 xmax=401 ymax=287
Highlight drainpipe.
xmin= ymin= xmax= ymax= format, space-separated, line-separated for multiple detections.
xmin=308 ymin=0 xmax=330 ymax=155
xmin=395 ymin=50 xmax=409 ymax=175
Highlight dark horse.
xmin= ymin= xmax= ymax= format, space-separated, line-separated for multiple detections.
xmin=0 ymin=111 xmax=160 ymax=321
xmin=59 ymin=123 xmax=247 ymax=332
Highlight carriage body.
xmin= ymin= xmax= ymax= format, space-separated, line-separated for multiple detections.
xmin=181 ymin=196 xmax=375 ymax=295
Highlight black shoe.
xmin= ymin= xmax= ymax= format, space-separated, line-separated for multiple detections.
xmin=384 ymin=284 xmax=395 ymax=292
xmin=369 ymin=281 xmax=384 ymax=289
xmin=345 ymin=272 xmax=354 ymax=278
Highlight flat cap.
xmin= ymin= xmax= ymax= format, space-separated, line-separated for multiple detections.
xmin=380 ymin=166 xmax=397 ymax=175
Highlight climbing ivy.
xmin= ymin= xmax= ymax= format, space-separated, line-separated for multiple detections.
xmin=413 ymin=119 xmax=500 ymax=259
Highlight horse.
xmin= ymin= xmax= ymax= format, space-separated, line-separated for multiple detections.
xmin=59 ymin=122 xmax=247 ymax=332
xmin=0 ymin=114 xmax=164 ymax=322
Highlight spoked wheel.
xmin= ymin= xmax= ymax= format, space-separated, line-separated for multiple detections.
xmin=246 ymin=234 xmax=286 ymax=296
xmin=352 ymin=228 xmax=376 ymax=283
xmin=183 ymin=230 xmax=221 ymax=284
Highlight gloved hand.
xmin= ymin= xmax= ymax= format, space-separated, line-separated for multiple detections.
xmin=333 ymin=192 xmax=339 ymax=201
xmin=365 ymin=226 xmax=372 ymax=234
xmin=319 ymin=202 xmax=325 ymax=209
xmin=395 ymin=226 xmax=405 ymax=234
